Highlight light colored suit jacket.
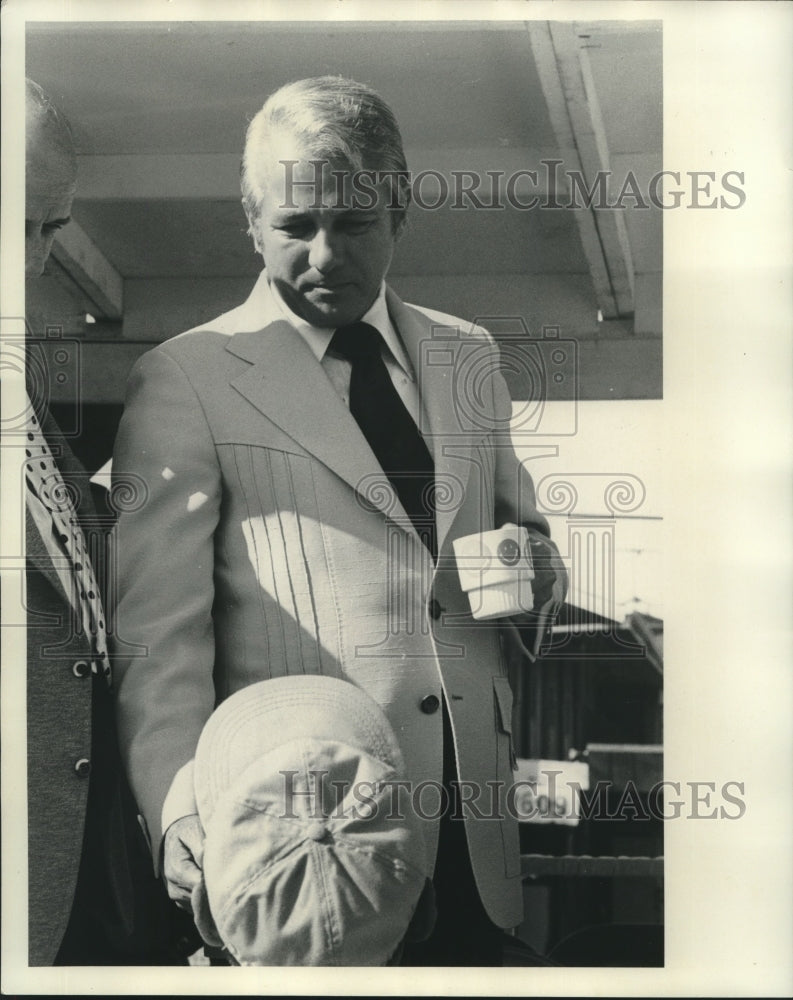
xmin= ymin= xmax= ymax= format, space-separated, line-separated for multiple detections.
xmin=112 ymin=273 xmax=562 ymax=929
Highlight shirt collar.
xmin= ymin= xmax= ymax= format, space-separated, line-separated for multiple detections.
xmin=268 ymin=279 xmax=414 ymax=380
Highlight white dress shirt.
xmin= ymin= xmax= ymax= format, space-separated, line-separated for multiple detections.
xmin=270 ymin=279 xmax=423 ymax=425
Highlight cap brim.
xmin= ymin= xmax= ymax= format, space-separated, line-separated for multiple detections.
xmin=194 ymin=674 xmax=407 ymax=827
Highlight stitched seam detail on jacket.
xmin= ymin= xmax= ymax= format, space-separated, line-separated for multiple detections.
xmin=257 ymin=449 xmax=289 ymax=670
xmin=226 ymin=445 xmax=264 ymax=683
xmin=283 ymin=453 xmax=323 ymax=675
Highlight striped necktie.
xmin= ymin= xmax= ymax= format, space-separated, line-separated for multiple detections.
xmin=25 ymin=406 xmax=111 ymax=685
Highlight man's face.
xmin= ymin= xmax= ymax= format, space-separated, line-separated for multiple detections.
xmin=25 ymin=129 xmax=76 ymax=276
xmin=249 ymin=135 xmax=403 ymax=328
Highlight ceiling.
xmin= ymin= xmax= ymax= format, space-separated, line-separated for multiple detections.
xmin=25 ymin=18 xmax=662 ymax=355
xmin=28 ymin=22 xmax=568 ymax=154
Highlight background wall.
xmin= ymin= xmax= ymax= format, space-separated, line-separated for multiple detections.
xmin=26 ymin=19 xmax=662 ymax=405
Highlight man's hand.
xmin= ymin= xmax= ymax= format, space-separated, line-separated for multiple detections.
xmin=526 ymin=528 xmax=567 ymax=613
xmin=503 ymin=526 xmax=568 ymax=662
xmin=163 ymin=813 xmax=205 ymax=911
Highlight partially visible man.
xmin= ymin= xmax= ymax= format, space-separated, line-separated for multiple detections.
xmin=112 ymin=76 xmax=566 ymax=966
xmin=23 ymin=78 xmax=195 ymax=965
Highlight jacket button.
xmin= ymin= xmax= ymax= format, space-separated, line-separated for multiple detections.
xmin=72 ymin=660 xmax=91 ymax=678
xmin=420 ymin=694 xmax=440 ymax=715
xmin=74 ymin=758 xmax=91 ymax=777
xmin=306 ymin=821 xmax=327 ymax=842
xmin=428 ymin=598 xmax=443 ymax=620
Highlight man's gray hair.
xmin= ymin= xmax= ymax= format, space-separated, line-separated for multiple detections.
xmin=241 ymin=76 xmax=411 ymax=233
xmin=26 ymin=77 xmax=76 ymax=164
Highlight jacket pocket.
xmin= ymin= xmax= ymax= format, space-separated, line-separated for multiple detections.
xmin=493 ymin=675 xmax=518 ymax=771
xmin=493 ymin=676 xmax=521 ymax=877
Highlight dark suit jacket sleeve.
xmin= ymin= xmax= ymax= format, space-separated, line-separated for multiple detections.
xmin=111 ymin=346 xmax=221 ymax=865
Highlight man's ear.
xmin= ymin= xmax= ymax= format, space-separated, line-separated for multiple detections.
xmin=244 ymin=211 xmax=264 ymax=256
xmin=392 ymin=213 xmax=408 ymax=243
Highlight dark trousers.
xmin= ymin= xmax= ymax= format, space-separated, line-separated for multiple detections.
xmin=399 ymin=701 xmax=504 ymax=967
xmin=54 ymin=680 xmax=199 ymax=965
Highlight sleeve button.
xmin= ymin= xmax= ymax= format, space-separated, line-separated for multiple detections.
xmin=72 ymin=660 xmax=91 ymax=678
xmin=74 ymin=758 xmax=91 ymax=777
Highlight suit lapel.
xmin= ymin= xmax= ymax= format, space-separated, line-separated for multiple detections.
xmin=25 ymin=403 xmax=89 ymax=604
xmin=223 ymin=275 xmax=486 ymax=552
xmin=26 ymin=503 xmax=72 ymax=606
xmin=229 ymin=321 xmax=397 ymax=503
xmin=224 ymin=279 xmax=413 ymax=528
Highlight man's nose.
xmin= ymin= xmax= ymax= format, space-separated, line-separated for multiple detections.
xmin=25 ymin=233 xmax=56 ymax=277
xmin=308 ymin=228 xmax=341 ymax=272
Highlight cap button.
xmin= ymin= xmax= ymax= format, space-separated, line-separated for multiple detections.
xmin=306 ymin=820 xmax=327 ymax=842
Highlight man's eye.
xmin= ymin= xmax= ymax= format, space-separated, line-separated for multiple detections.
xmin=26 ymin=220 xmax=65 ymax=237
xmin=277 ymin=223 xmax=312 ymax=238
xmin=341 ymin=217 xmax=376 ymax=233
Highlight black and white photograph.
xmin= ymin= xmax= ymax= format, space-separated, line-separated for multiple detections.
xmin=1 ymin=1 xmax=790 ymax=996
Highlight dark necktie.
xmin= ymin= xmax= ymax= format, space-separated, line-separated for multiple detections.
xmin=331 ymin=322 xmax=437 ymax=560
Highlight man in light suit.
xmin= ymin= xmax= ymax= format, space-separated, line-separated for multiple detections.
xmin=112 ymin=76 xmax=566 ymax=966
xmin=23 ymin=78 xmax=197 ymax=965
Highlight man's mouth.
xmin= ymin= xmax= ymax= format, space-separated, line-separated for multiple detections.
xmin=307 ymin=281 xmax=352 ymax=294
